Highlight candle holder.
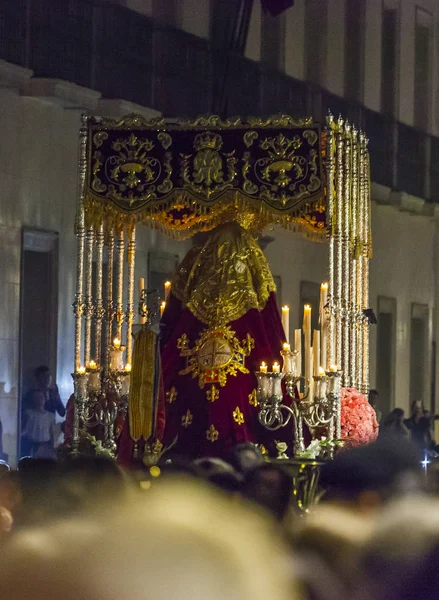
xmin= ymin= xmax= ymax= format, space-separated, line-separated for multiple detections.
xmin=256 ymin=369 xmax=309 ymax=455
xmin=257 ymin=360 xmax=343 ymax=458
xmin=138 ymin=288 xmax=161 ymax=327
xmin=71 ymin=371 xmax=90 ymax=455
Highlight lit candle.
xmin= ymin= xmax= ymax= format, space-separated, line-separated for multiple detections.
xmin=283 ymin=342 xmax=290 ymax=352
xmin=294 ymin=329 xmax=302 ymax=377
xmin=281 ymin=305 xmax=290 ymax=344
xmin=139 ymin=277 xmax=146 ymax=325
xmin=160 ymin=301 xmax=166 ymax=318
xmin=113 ymin=337 xmax=121 ymax=349
xmin=77 ymin=366 xmax=86 ymax=375
xmin=318 ymin=367 xmax=325 ymax=377
xmin=260 ymin=361 xmax=268 ymax=373
xmin=88 ymin=360 xmax=97 ymax=370
xmin=164 ymin=281 xmax=171 ymax=302
xmin=272 ymin=362 xmax=280 ymax=373
xmin=320 ymin=282 xmax=328 ymax=370
xmin=313 ymin=330 xmax=321 ymax=376
xmin=124 ymin=363 xmax=132 ymax=372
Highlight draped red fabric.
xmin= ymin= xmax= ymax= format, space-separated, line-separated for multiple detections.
xmin=160 ymin=292 xmax=295 ymax=460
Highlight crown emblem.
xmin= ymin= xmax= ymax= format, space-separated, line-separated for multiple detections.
xmin=193 ymin=131 xmax=223 ymax=152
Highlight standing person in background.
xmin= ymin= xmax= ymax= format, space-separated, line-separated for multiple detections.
xmin=31 ymin=366 xmax=65 ymax=418
xmin=21 ymin=391 xmax=56 ymax=459
xmin=404 ymin=401 xmax=423 ymax=436
xmin=368 ymin=390 xmax=382 ymax=424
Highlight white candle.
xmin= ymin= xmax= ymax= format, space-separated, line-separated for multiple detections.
xmin=282 ymin=305 xmax=290 ymax=344
xmin=121 ymin=373 xmax=131 ymax=396
xmin=87 ymin=371 xmax=101 ymax=394
xmin=282 ymin=343 xmax=291 ymax=374
xmin=164 ymin=281 xmax=171 ymax=302
xmin=260 ymin=361 xmax=268 ymax=373
xmin=313 ymin=330 xmax=321 ymax=376
xmin=294 ymin=329 xmax=302 ymax=376
xmin=110 ymin=345 xmax=125 ymax=371
xmin=139 ymin=277 xmax=146 ymax=325
xmin=303 ymin=305 xmax=312 ymax=385
xmin=160 ymin=301 xmax=166 ymax=318
xmin=320 ymin=282 xmax=328 ymax=370
xmin=272 ymin=362 xmax=280 ymax=373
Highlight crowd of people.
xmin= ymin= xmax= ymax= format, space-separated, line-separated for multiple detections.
xmin=0 ymin=376 xmax=436 ymax=600
xmin=0 ymin=428 xmax=438 ymax=600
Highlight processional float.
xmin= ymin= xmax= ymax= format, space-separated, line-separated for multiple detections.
xmin=71 ymin=113 xmax=371 ymax=462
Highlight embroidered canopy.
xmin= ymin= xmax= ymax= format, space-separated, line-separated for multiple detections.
xmin=84 ymin=114 xmax=327 ymax=240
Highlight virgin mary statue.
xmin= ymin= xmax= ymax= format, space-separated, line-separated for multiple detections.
xmin=160 ymin=220 xmax=293 ymax=460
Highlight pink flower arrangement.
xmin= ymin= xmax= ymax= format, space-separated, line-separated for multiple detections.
xmin=340 ymin=388 xmax=379 ymax=447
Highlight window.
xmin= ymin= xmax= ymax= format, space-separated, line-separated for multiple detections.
xmin=376 ymin=297 xmax=396 ymax=417
xmin=344 ymin=0 xmax=365 ymax=101
xmin=410 ymin=303 xmax=429 ymax=410
xmin=305 ymin=0 xmax=327 ymax=85
xmin=381 ymin=1 xmax=398 ymax=115
xmin=260 ymin=8 xmax=285 ymax=70
xmin=414 ymin=7 xmax=432 ymax=130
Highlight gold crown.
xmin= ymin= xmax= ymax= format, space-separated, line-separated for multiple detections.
xmin=193 ymin=131 xmax=223 ymax=152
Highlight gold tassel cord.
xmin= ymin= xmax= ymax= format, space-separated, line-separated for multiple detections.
xmin=129 ymin=328 xmax=158 ymax=442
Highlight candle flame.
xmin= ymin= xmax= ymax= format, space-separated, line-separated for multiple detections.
xmin=89 ymin=360 xmax=97 ymax=369
xmin=304 ymin=304 xmax=311 ymax=311
xmin=318 ymin=367 xmax=325 ymax=376
xmin=164 ymin=281 xmax=171 ymax=288
xmin=282 ymin=305 xmax=289 ymax=312
xmin=113 ymin=337 xmax=121 ymax=348
xmin=321 ymin=282 xmax=328 ymax=290
xmin=283 ymin=342 xmax=291 ymax=351
xmin=124 ymin=363 xmax=132 ymax=372
xmin=77 ymin=366 xmax=86 ymax=375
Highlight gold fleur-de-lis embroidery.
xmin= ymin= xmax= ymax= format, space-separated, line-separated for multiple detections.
xmin=248 ymin=389 xmax=258 ymax=407
xmin=206 ymin=385 xmax=219 ymax=402
xmin=233 ymin=406 xmax=245 ymax=425
xmin=206 ymin=424 xmax=219 ymax=442
xmin=181 ymin=409 xmax=193 ymax=428
xmin=166 ymin=387 xmax=177 ymax=404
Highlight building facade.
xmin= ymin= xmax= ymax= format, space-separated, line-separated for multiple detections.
xmin=0 ymin=0 xmax=438 ymax=463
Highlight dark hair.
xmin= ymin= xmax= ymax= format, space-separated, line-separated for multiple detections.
xmin=383 ymin=408 xmax=404 ymax=426
xmin=241 ymin=463 xmax=293 ymax=520
xmin=320 ymin=440 xmax=419 ymax=503
xmin=34 ymin=365 xmax=50 ymax=377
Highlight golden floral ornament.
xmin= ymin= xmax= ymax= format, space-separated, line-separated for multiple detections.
xmin=166 ymin=386 xmax=178 ymax=404
xmin=177 ymin=327 xmax=254 ymax=389
xmin=181 ymin=409 xmax=193 ymax=428
xmin=206 ymin=385 xmax=219 ymax=402
xmin=206 ymin=424 xmax=219 ymax=442
xmin=248 ymin=389 xmax=258 ymax=407
xmin=233 ymin=406 xmax=245 ymax=425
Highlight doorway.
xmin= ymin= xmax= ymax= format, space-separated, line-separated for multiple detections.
xmin=19 ymin=229 xmax=59 ymax=458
